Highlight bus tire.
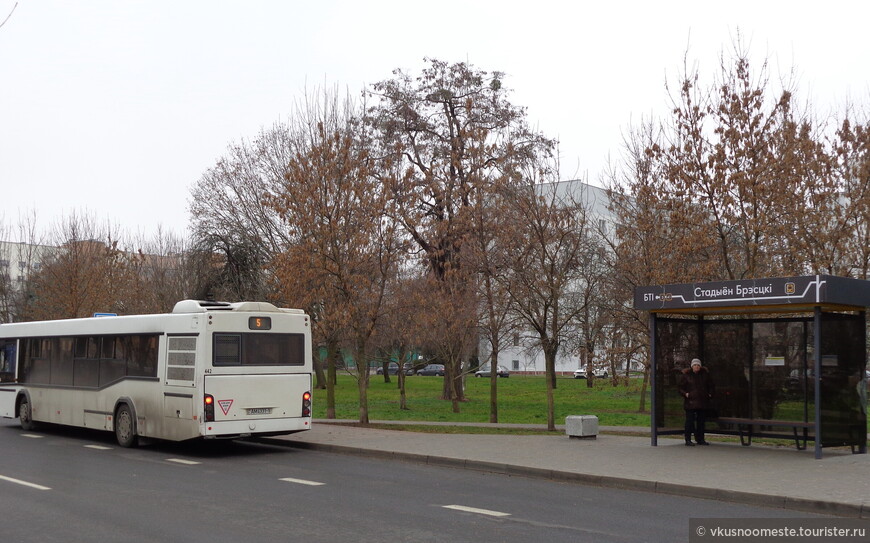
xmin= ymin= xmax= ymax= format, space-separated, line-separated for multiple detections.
xmin=114 ymin=404 xmax=138 ymax=448
xmin=18 ymin=396 xmax=36 ymax=431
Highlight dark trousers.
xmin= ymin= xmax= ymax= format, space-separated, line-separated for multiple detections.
xmin=684 ymin=409 xmax=707 ymax=443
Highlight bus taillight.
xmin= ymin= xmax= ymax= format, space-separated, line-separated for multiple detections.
xmin=204 ymin=394 xmax=215 ymax=422
xmin=302 ymin=391 xmax=311 ymax=417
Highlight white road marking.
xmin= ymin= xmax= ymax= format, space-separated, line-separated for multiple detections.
xmin=279 ymin=477 xmax=325 ymax=486
xmin=21 ymin=434 xmax=43 ymax=439
xmin=443 ymin=505 xmax=511 ymax=517
xmin=0 ymin=474 xmax=51 ymax=491
xmin=166 ymin=458 xmax=201 ymax=465
xmin=85 ymin=445 xmax=112 ymax=450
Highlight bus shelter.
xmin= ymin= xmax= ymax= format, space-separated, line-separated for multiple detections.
xmin=635 ymin=275 xmax=869 ymax=459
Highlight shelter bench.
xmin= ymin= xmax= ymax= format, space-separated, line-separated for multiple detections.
xmin=714 ymin=417 xmax=812 ymax=450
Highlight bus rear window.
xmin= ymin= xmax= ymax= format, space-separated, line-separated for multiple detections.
xmin=212 ymin=333 xmax=305 ymax=366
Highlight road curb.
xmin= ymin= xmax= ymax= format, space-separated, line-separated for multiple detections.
xmin=263 ymin=438 xmax=868 ymax=518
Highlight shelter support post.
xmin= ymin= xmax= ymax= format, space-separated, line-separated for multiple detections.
xmin=650 ymin=312 xmax=657 ymax=447
xmin=814 ymin=307 xmax=822 ymax=460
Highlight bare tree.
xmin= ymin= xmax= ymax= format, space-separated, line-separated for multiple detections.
xmin=372 ymin=294 xmax=409 ymax=400
xmin=27 ymin=213 xmax=138 ymax=319
xmin=275 ymin=249 xmax=344 ymax=409
xmin=414 ymin=271 xmax=480 ymax=413
xmin=604 ymin=119 xmax=717 ymax=409
xmin=269 ymin=88 xmax=405 ymax=424
xmin=0 ymin=211 xmax=49 ymax=322
xmin=0 ymin=220 xmax=13 ymax=322
xmin=189 ymin=119 xmax=300 ymax=302
xmin=469 ymin=181 xmax=521 ymax=422
xmin=830 ymin=110 xmax=870 ymax=278
xmin=648 ymin=39 xmax=819 ymax=280
xmin=503 ymin=160 xmax=605 ymax=431
xmin=366 ymin=58 xmax=554 ymax=407
xmin=606 ymin=40 xmax=840 ymax=410
xmin=128 ymin=227 xmax=196 ymax=313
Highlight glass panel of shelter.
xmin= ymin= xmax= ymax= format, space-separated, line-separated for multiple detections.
xmin=653 ymin=318 xmax=700 ymax=430
xmin=818 ymin=313 xmax=866 ymax=447
xmin=751 ymin=320 xmax=810 ymax=425
xmin=656 ymin=314 xmax=866 ymax=450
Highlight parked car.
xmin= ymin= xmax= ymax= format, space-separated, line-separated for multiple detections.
xmin=573 ymin=367 xmax=608 ymax=379
xmin=417 ymin=364 xmax=445 ymax=376
xmin=474 ymin=365 xmax=509 ymax=378
xmin=376 ymin=362 xmax=415 ymax=375
xmin=375 ymin=362 xmax=400 ymax=375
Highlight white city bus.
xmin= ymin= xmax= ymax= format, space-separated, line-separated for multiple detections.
xmin=0 ymin=300 xmax=313 ymax=447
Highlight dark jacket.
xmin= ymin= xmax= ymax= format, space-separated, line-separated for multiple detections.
xmin=678 ymin=367 xmax=715 ymax=410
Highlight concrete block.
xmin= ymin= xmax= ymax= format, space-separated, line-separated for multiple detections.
xmin=566 ymin=415 xmax=598 ymax=438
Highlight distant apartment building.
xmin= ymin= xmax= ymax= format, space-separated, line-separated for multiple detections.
xmin=0 ymin=240 xmax=59 ymax=290
xmin=476 ymin=179 xmax=636 ymax=375
xmin=0 ymin=239 xmax=187 ymax=322
xmin=0 ymin=240 xmax=59 ymax=322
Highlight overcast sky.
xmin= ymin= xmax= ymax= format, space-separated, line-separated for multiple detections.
xmin=1 ymin=1 xmax=868 ymax=240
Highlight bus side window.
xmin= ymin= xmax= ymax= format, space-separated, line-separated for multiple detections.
xmin=1 ymin=342 xmax=15 ymax=381
xmin=127 ymin=335 xmax=159 ymax=378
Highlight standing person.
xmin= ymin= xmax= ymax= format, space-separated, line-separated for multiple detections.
xmin=679 ymin=358 xmax=715 ymax=446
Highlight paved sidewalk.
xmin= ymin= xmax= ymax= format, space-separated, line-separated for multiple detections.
xmin=265 ymin=420 xmax=870 ymax=518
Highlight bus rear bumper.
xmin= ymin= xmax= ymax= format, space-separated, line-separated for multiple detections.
xmin=203 ymin=417 xmax=311 ymax=438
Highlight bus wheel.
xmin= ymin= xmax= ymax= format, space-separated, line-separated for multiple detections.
xmin=115 ymin=404 xmax=138 ymax=448
xmin=19 ymin=397 xmax=36 ymax=431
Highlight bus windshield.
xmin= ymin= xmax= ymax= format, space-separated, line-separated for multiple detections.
xmin=213 ymin=332 xmax=305 ymax=366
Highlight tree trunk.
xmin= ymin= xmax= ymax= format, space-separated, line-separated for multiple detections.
xmin=357 ymin=365 xmax=369 ymax=424
xmin=440 ymin=353 xmax=466 ymax=408
xmin=489 ymin=349 xmax=499 ymax=423
xmin=326 ymin=342 xmax=337 ymax=419
xmin=584 ymin=348 xmax=595 ymax=388
xmin=443 ymin=360 xmax=461 ymax=413
xmin=313 ymin=350 xmax=327 ymax=390
xmin=545 ymin=347 xmax=557 ymax=431
xmin=355 ymin=342 xmax=370 ymax=424
xmin=638 ymin=364 xmax=650 ymax=413
xmin=399 ymin=369 xmax=408 ymax=410
xmin=397 ymin=348 xmax=408 ymax=410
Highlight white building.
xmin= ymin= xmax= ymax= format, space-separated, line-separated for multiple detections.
xmin=0 ymin=240 xmax=60 ymax=322
xmin=477 ymin=179 xmax=623 ymax=376
xmin=0 ymin=240 xmax=58 ymax=288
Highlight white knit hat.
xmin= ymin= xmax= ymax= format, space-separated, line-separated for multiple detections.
xmin=691 ymin=358 xmax=702 ymax=367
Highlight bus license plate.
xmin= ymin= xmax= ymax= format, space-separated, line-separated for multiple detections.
xmin=247 ymin=408 xmax=272 ymax=415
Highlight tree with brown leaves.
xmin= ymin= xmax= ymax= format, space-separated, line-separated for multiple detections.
xmin=829 ymin=112 xmax=870 ymax=278
xmin=366 ymin=58 xmax=553 ymax=408
xmin=268 ymin=89 xmax=405 ymax=424
xmin=26 ymin=214 xmax=138 ymax=320
xmin=648 ymin=41 xmax=816 ymax=280
xmin=503 ymin=161 xmax=606 ymax=430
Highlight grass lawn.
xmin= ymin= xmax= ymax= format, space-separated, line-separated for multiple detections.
xmin=311 ymin=373 xmax=652 ymax=427
xmin=311 ymin=374 xmax=870 ymax=440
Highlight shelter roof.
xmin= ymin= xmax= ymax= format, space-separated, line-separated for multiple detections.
xmin=634 ymin=275 xmax=870 ymax=315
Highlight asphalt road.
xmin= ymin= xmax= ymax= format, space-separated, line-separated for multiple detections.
xmin=0 ymin=419 xmax=828 ymax=543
